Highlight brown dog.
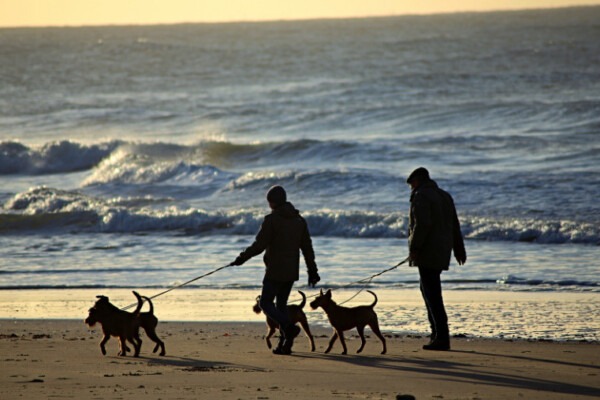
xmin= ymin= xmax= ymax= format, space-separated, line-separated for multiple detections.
xmin=84 ymin=293 xmax=142 ymax=357
xmin=310 ymin=289 xmax=386 ymax=355
xmin=253 ymin=290 xmax=316 ymax=352
xmin=132 ymin=291 xmax=166 ymax=356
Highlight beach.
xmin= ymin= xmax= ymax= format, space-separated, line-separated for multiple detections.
xmin=1 ymin=319 xmax=599 ymax=400
xmin=1 ymin=288 xmax=600 ymax=399
xmin=2 ymin=7 xmax=600 ymax=399
xmin=1 ymin=288 xmax=599 ymax=341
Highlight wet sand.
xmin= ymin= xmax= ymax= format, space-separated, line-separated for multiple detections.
xmin=1 ymin=288 xmax=598 ymax=341
xmin=1 ymin=319 xmax=599 ymax=399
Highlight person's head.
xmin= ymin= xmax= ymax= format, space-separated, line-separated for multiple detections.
xmin=406 ymin=167 xmax=430 ymax=190
xmin=266 ymin=185 xmax=287 ymax=209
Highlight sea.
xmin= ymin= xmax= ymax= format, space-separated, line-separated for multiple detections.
xmin=1 ymin=7 xmax=599 ymax=340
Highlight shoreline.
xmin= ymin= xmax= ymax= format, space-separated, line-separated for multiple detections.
xmin=1 ymin=288 xmax=598 ymax=342
xmin=1 ymin=319 xmax=599 ymax=399
xmin=1 ymin=318 xmax=597 ymax=344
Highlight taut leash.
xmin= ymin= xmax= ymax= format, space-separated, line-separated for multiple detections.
xmin=120 ymin=263 xmax=234 ymax=311
xmin=120 ymin=256 xmax=410 ymax=311
xmin=289 ymin=256 xmax=410 ymax=305
xmin=337 ymin=256 xmax=409 ymax=305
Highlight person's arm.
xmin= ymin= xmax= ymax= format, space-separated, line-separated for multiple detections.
xmin=300 ymin=218 xmax=319 ymax=286
xmin=231 ymin=216 xmax=273 ymax=265
xmin=451 ymin=205 xmax=467 ymax=265
xmin=409 ymin=192 xmax=432 ymax=259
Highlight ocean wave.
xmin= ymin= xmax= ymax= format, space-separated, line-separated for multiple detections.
xmin=0 ymin=137 xmax=398 ymax=177
xmin=1 ymin=278 xmax=598 ymax=291
xmin=2 ymin=187 xmax=599 ymax=245
xmin=463 ymin=216 xmax=599 ymax=245
xmin=199 ymin=138 xmax=367 ymax=165
xmin=0 ymin=140 xmax=122 ymax=175
xmin=5 ymin=132 xmax=597 ymax=183
xmin=496 ymin=275 xmax=599 ymax=288
xmin=5 ymin=187 xmax=101 ymax=214
xmin=79 ymin=144 xmax=399 ymax=202
xmin=225 ymin=168 xmax=397 ymax=197
xmin=83 ymin=156 xmax=232 ymax=187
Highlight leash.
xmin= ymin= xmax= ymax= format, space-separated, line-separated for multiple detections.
xmin=337 ymin=262 xmax=401 ymax=305
xmin=332 ymin=256 xmax=410 ymax=305
xmin=289 ymin=256 xmax=410 ymax=306
xmin=120 ymin=256 xmax=409 ymax=311
xmin=120 ymin=263 xmax=234 ymax=311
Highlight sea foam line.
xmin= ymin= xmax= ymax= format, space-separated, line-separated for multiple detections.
xmin=2 ymin=187 xmax=599 ymax=244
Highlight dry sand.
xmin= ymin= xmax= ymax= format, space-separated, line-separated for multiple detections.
xmin=1 ymin=319 xmax=598 ymax=399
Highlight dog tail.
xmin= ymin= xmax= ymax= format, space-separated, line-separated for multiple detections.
xmin=297 ymin=291 xmax=307 ymax=309
xmin=142 ymin=296 xmax=155 ymax=314
xmin=252 ymin=295 xmax=262 ymax=314
xmin=367 ymin=290 xmax=378 ymax=308
xmin=131 ymin=291 xmax=144 ymax=315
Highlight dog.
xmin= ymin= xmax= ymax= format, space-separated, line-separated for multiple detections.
xmin=84 ymin=293 xmax=142 ymax=357
xmin=310 ymin=289 xmax=386 ymax=355
xmin=253 ymin=290 xmax=316 ymax=352
xmin=132 ymin=291 xmax=166 ymax=356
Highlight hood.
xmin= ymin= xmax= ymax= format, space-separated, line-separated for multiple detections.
xmin=272 ymin=202 xmax=300 ymax=219
xmin=410 ymin=179 xmax=439 ymax=200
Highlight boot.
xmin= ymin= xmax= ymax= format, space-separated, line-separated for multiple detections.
xmin=272 ymin=335 xmax=286 ymax=355
xmin=279 ymin=325 xmax=301 ymax=355
xmin=423 ymin=336 xmax=450 ymax=351
xmin=425 ymin=331 xmax=437 ymax=345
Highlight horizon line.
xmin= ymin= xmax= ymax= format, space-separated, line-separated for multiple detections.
xmin=1 ymin=4 xmax=597 ymax=30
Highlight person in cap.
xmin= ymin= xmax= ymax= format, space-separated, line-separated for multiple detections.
xmin=406 ymin=167 xmax=466 ymax=350
xmin=231 ymin=185 xmax=320 ymax=355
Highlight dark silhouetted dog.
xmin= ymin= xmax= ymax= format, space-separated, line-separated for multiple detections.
xmin=132 ymin=291 xmax=166 ymax=356
xmin=84 ymin=293 xmax=142 ymax=356
xmin=310 ymin=289 xmax=386 ymax=355
xmin=253 ymin=290 xmax=315 ymax=352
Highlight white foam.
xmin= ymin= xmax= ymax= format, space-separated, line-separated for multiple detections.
xmin=4 ymin=187 xmax=599 ymax=245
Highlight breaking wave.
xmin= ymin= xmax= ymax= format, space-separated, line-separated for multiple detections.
xmin=0 ymin=140 xmax=122 ymax=175
xmin=2 ymin=187 xmax=598 ymax=245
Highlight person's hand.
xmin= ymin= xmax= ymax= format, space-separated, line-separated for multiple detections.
xmin=308 ymin=271 xmax=320 ymax=288
xmin=455 ymin=253 xmax=466 ymax=266
xmin=409 ymin=251 xmax=419 ymax=264
xmin=230 ymin=257 xmax=245 ymax=266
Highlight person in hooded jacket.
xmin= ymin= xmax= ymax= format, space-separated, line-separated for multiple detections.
xmin=406 ymin=167 xmax=466 ymax=351
xmin=231 ymin=185 xmax=320 ymax=355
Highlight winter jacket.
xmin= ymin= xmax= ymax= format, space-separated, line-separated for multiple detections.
xmin=408 ymin=180 xmax=466 ymax=271
xmin=236 ymin=202 xmax=317 ymax=282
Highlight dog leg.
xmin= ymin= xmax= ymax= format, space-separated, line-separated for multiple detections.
xmin=325 ymin=330 xmax=338 ymax=354
xmin=336 ymin=330 xmax=348 ymax=355
xmin=299 ymin=318 xmax=315 ymax=352
xmin=157 ymin=341 xmax=166 ymax=356
xmin=356 ymin=325 xmax=366 ymax=354
xmin=131 ymin=333 xmax=141 ymax=357
xmin=118 ymin=335 xmax=127 ymax=356
xmin=369 ymin=320 xmax=387 ymax=355
xmin=265 ymin=325 xmax=277 ymax=349
xmin=100 ymin=335 xmax=110 ymax=356
xmin=144 ymin=328 xmax=166 ymax=356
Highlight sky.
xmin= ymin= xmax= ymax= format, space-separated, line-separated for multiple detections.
xmin=1 ymin=0 xmax=599 ymax=27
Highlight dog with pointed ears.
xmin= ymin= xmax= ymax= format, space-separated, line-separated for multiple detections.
xmin=84 ymin=292 xmax=142 ymax=357
xmin=310 ymin=289 xmax=386 ymax=355
xmin=253 ymin=290 xmax=316 ymax=352
xmin=132 ymin=291 xmax=166 ymax=356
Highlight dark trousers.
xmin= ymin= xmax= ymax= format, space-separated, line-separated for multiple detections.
xmin=418 ymin=267 xmax=449 ymax=340
xmin=260 ymin=278 xmax=294 ymax=335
